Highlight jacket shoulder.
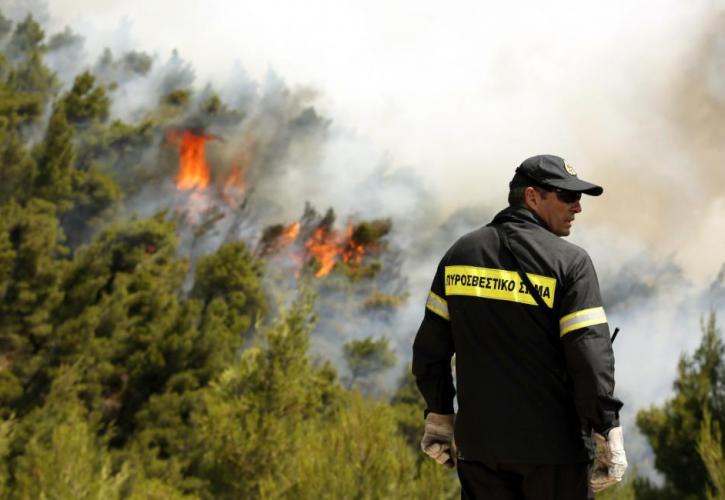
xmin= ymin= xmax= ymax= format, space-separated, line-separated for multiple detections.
xmin=443 ymin=226 xmax=494 ymax=260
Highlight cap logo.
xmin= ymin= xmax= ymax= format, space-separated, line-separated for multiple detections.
xmin=564 ymin=161 xmax=577 ymax=176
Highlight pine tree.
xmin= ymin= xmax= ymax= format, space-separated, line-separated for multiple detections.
xmin=34 ymin=100 xmax=75 ymax=210
xmin=637 ymin=312 xmax=725 ymax=498
xmin=189 ymin=293 xmax=342 ymax=498
xmin=0 ymin=199 xmax=66 ymax=413
xmin=7 ymin=15 xmax=44 ymax=60
xmin=698 ymin=409 xmax=725 ymax=500
xmin=342 ymin=336 xmax=397 ymax=391
xmin=9 ymin=367 xmax=129 ymax=499
xmin=49 ymin=216 xmax=187 ymax=436
xmin=0 ymin=117 xmax=36 ymax=204
xmin=62 ymin=71 xmax=110 ymax=127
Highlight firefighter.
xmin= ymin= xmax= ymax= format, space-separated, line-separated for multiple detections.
xmin=413 ymin=155 xmax=626 ymax=499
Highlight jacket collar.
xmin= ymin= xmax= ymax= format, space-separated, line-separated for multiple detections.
xmin=489 ymin=206 xmax=550 ymax=232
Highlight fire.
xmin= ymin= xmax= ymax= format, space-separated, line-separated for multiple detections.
xmin=303 ymin=224 xmax=367 ymax=278
xmin=342 ymin=223 xmax=365 ymax=266
xmin=282 ymin=222 xmax=300 ymax=244
xmin=305 ymin=227 xmax=339 ymax=278
xmin=168 ymin=130 xmax=215 ymax=191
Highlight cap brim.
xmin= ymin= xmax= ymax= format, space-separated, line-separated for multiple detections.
xmin=546 ymin=178 xmax=603 ymax=196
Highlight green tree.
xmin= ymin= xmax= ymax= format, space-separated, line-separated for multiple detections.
xmin=699 ymin=408 xmax=725 ymax=500
xmin=192 ymin=241 xmax=267 ymax=341
xmin=342 ymin=336 xmax=397 ymax=391
xmin=9 ymin=367 xmax=129 ymax=499
xmin=0 ymin=416 xmax=14 ymax=498
xmin=7 ymin=15 xmax=44 ymax=60
xmin=0 ymin=199 xmax=66 ymax=413
xmin=390 ymin=370 xmax=427 ymax=451
xmin=34 ymin=100 xmax=75 ymax=210
xmin=49 ymin=216 xmax=186 ymax=435
xmin=0 ymin=117 xmax=36 ymax=204
xmin=637 ymin=312 xmax=725 ymax=498
xmin=62 ymin=71 xmax=110 ymax=127
xmin=189 ymin=294 xmax=341 ymax=498
xmin=63 ymin=166 xmax=122 ymax=247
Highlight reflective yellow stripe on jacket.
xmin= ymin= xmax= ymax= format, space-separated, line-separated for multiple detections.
xmin=444 ymin=265 xmax=556 ymax=309
xmin=559 ymin=307 xmax=607 ymax=337
xmin=426 ymin=291 xmax=449 ymax=320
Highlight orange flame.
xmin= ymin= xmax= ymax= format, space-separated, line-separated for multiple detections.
xmin=168 ymin=130 xmax=214 ymax=191
xmin=342 ymin=224 xmax=365 ymax=266
xmin=302 ymin=223 xmax=367 ymax=278
xmin=282 ymin=222 xmax=300 ymax=244
xmin=305 ymin=227 xmax=340 ymax=278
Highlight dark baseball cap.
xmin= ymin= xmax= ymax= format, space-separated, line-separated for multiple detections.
xmin=509 ymin=154 xmax=603 ymax=196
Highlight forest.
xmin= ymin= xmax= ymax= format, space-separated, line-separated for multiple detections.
xmin=0 ymin=10 xmax=723 ymax=499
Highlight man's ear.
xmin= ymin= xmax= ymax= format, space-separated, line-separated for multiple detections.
xmin=523 ymin=186 xmax=538 ymax=210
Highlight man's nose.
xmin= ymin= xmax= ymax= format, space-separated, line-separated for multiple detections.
xmin=571 ymin=201 xmax=582 ymax=213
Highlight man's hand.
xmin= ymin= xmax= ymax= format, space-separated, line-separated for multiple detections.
xmin=590 ymin=426 xmax=628 ymax=493
xmin=421 ymin=413 xmax=456 ymax=468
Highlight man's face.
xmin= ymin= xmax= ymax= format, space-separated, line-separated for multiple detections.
xmin=525 ymin=187 xmax=582 ymax=237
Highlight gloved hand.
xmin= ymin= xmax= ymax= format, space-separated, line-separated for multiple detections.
xmin=420 ymin=412 xmax=456 ymax=468
xmin=590 ymin=426 xmax=628 ymax=493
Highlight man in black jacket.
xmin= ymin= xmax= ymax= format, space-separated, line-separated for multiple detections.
xmin=412 ymin=155 xmax=626 ymax=499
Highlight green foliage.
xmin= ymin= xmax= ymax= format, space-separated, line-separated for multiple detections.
xmin=7 ymin=15 xmax=44 ymax=59
xmin=50 ymin=217 xmax=189 ymax=436
xmin=62 ymin=71 xmax=110 ymax=126
xmin=351 ymin=218 xmax=392 ymax=245
xmin=34 ymin=100 xmax=75 ymax=209
xmin=343 ymin=336 xmax=397 ymax=391
xmin=637 ymin=312 xmax=725 ymax=498
xmin=9 ymin=367 xmax=129 ymax=499
xmin=0 ymin=416 xmax=14 ymax=497
xmin=120 ymin=51 xmax=153 ymax=76
xmin=47 ymin=26 xmax=83 ymax=52
xmin=0 ymin=117 xmax=36 ymax=203
xmin=391 ymin=370 xmax=427 ymax=451
xmin=0 ymin=81 xmax=43 ymax=124
xmin=190 ymin=294 xmax=341 ymax=498
xmin=0 ymin=199 xmax=66 ymax=411
xmin=699 ymin=409 xmax=725 ymax=499
xmin=63 ymin=166 xmax=122 ymax=246
xmin=192 ymin=241 xmax=267 ymax=337
xmin=163 ymin=89 xmax=192 ymax=108
xmin=363 ymin=290 xmax=408 ymax=311
xmin=7 ymin=49 xmax=58 ymax=98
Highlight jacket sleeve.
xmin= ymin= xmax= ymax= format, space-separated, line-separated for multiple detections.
xmin=412 ymin=261 xmax=456 ymax=415
xmin=558 ymin=252 xmax=623 ymax=434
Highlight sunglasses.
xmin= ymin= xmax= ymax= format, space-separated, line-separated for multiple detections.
xmin=534 ymin=186 xmax=582 ymax=204
xmin=552 ymin=189 xmax=582 ymax=204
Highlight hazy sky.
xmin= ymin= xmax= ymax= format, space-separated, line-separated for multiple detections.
xmin=32 ymin=0 xmax=725 ymax=280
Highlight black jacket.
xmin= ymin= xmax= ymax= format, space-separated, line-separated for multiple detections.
xmin=412 ymin=207 xmax=622 ymax=463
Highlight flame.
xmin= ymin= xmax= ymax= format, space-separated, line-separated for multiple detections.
xmin=305 ymin=227 xmax=340 ymax=277
xmin=168 ymin=130 xmax=214 ymax=191
xmin=302 ymin=223 xmax=367 ymax=278
xmin=342 ymin=223 xmax=365 ymax=266
xmin=281 ymin=222 xmax=300 ymax=244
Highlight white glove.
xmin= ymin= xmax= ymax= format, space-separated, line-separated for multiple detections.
xmin=420 ymin=413 xmax=456 ymax=468
xmin=590 ymin=426 xmax=628 ymax=493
